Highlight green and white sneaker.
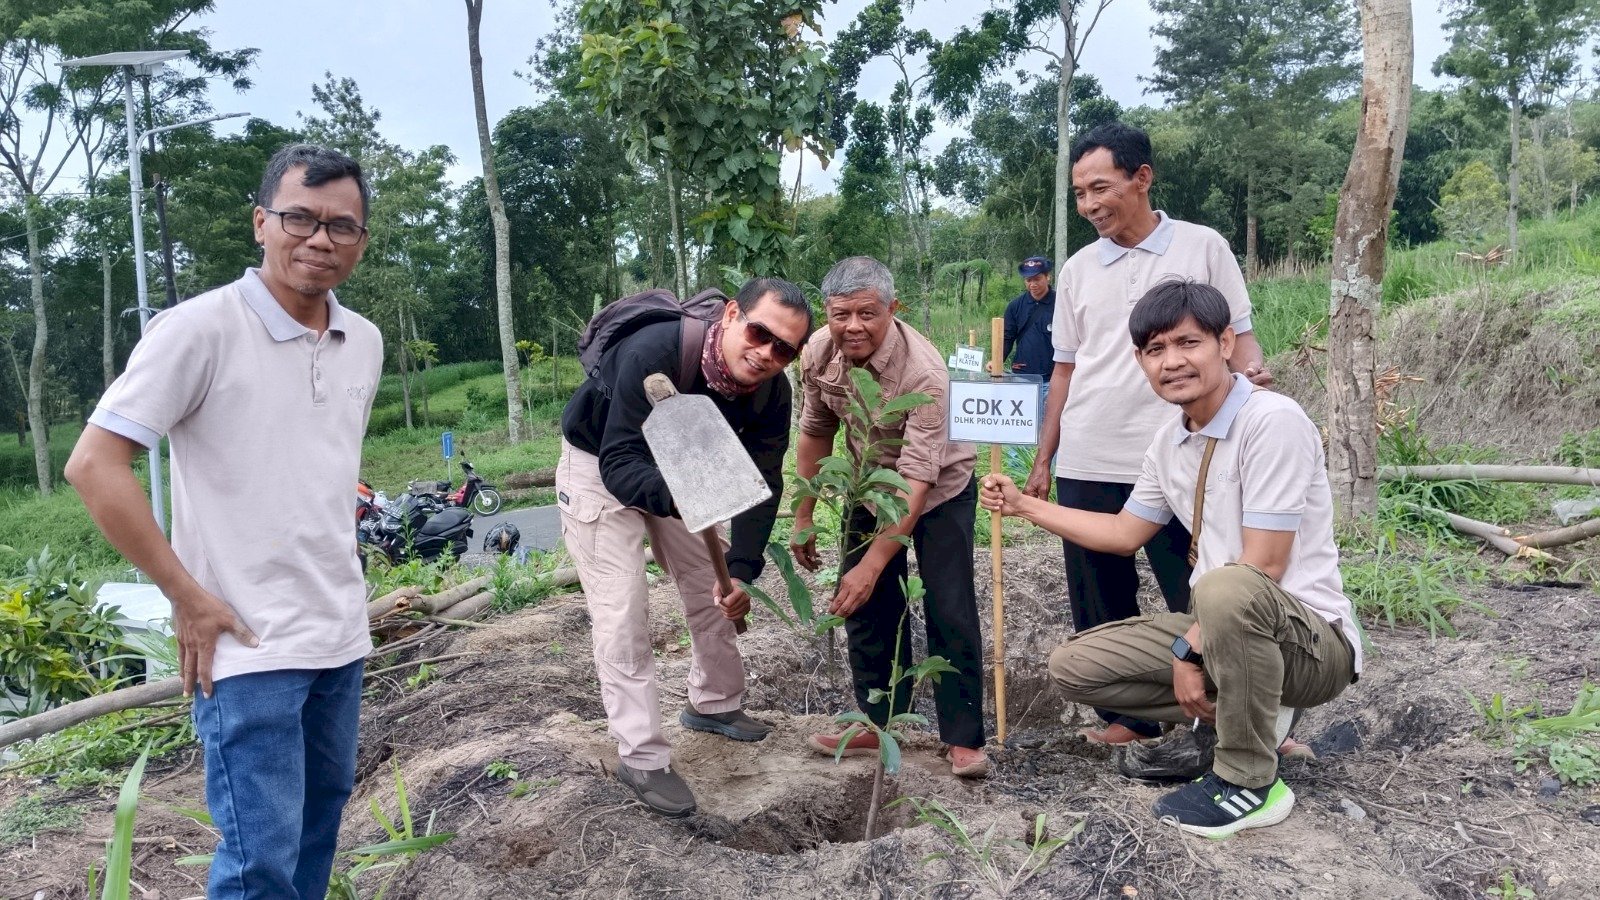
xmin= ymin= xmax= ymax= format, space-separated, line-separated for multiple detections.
xmin=1152 ymin=772 xmax=1295 ymax=839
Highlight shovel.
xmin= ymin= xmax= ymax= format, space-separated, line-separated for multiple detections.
xmin=641 ymin=373 xmax=772 ymax=635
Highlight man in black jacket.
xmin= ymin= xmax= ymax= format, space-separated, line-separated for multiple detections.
xmin=557 ymin=277 xmax=811 ymax=817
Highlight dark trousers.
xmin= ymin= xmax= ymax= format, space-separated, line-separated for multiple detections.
xmin=1057 ymin=477 xmax=1193 ymax=737
xmin=843 ymin=479 xmax=985 ymax=749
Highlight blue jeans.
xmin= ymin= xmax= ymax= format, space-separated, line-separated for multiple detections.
xmin=192 ymin=659 xmax=364 ymax=900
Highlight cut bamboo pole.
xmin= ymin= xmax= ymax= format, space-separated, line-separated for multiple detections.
xmin=1515 ymin=516 xmax=1600 ymax=550
xmin=367 ymin=586 xmax=420 ymax=621
xmin=1379 ymin=465 xmax=1600 ymax=487
xmin=989 ymin=316 xmax=1007 ymax=743
xmin=404 ymin=575 xmax=493 ymax=615
xmin=1404 ymin=503 xmax=1561 ymax=563
xmin=0 ymin=678 xmax=182 ymax=749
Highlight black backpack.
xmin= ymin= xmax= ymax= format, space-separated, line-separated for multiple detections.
xmin=576 ymin=287 xmax=727 ymax=394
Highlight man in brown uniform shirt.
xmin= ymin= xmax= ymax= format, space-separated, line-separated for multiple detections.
xmin=791 ymin=256 xmax=989 ymax=777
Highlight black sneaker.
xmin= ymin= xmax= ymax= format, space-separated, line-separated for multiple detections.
xmin=1118 ymin=723 xmax=1217 ymax=782
xmin=679 ymin=703 xmax=773 ymax=742
xmin=616 ymin=763 xmax=697 ymax=817
xmin=1152 ymin=772 xmax=1295 ymax=838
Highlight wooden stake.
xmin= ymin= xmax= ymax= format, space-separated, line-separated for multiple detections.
xmin=989 ymin=316 xmax=1007 ymax=743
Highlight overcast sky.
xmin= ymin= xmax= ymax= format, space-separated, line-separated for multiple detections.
xmin=155 ymin=0 xmax=1452 ymax=193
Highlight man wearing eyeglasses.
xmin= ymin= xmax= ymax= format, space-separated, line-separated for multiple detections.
xmin=557 ymin=277 xmax=811 ymax=818
xmin=793 ymin=256 xmax=989 ymax=778
xmin=67 ymin=144 xmax=382 ymax=899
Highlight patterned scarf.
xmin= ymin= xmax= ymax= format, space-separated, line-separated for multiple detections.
xmin=700 ymin=318 xmax=760 ymax=399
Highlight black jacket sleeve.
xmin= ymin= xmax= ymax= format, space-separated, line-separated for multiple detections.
xmin=595 ymin=341 xmax=678 ymax=517
xmin=725 ymin=377 xmax=791 ymax=585
xmin=1003 ymin=295 xmax=1022 ymax=362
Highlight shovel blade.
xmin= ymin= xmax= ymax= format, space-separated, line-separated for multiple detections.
xmin=641 ymin=392 xmax=771 ymax=534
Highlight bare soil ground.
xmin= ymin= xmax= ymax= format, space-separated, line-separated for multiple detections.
xmin=4 ymin=535 xmax=1597 ymax=900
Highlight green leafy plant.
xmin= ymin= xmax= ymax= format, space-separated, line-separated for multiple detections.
xmin=484 ymin=759 xmax=518 ymax=781
xmin=1471 ymin=682 xmax=1600 ymax=786
xmin=0 ymin=792 xmax=85 ymax=848
xmin=0 ymin=549 xmax=130 ymax=719
xmin=748 ymin=367 xmax=930 ymax=637
xmin=404 ymin=663 xmax=435 ymax=691
xmin=10 ymin=706 xmax=194 ymax=789
xmin=326 ymin=762 xmax=456 ymax=900
xmin=1340 ymin=526 xmax=1492 ymax=639
xmin=891 ymin=796 xmax=1082 ymax=897
xmin=84 ymin=743 xmax=151 ymax=900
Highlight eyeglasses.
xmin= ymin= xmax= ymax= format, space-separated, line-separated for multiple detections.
xmin=737 ymin=310 xmax=801 ymax=364
xmin=264 ymin=208 xmax=368 ymax=246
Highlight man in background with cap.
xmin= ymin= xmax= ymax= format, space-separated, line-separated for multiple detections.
xmin=1003 ymin=256 xmax=1057 ymax=472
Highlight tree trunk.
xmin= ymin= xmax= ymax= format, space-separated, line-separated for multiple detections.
xmin=465 ymin=0 xmax=525 ymax=442
xmin=23 ymin=201 xmax=51 ymax=495
xmin=1531 ymin=113 xmax=1551 ymax=220
xmin=101 ymin=248 xmax=115 ymax=389
xmin=411 ymin=311 xmax=432 ymax=426
xmin=1327 ymin=0 xmax=1412 ymax=523
xmin=397 ymin=308 xmax=414 ymax=430
xmin=1245 ymin=169 xmax=1260 ymax=279
xmin=1507 ymin=89 xmax=1520 ymax=256
xmin=1052 ymin=0 xmax=1078 ymax=272
xmin=664 ymin=164 xmax=689 ymax=298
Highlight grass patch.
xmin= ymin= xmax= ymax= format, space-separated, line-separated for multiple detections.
xmin=9 ymin=705 xmax=195 ymax=790
xmin=0 ymin=792 xmax=86 ymax=848
xmin=1472 ymin=682 xmax=1600 ymax=787
xmin=1339 ymin=528 xmax=1492 ymax=639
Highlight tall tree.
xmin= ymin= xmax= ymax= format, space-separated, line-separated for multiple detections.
xmin=464 ymin=0 xmax=525 ymax=441
xmin=577 ymin=0 xmax=833 ymax=283
xmin=928 ymin=0 xmax=1118 ymax=272
xmin=1147 ymin=0 xmax=1359 ymax=275
xmin=1435 ymin=0 xmax=1598 ymax=256
xmin=1328 ymin=0 xmax=1413 ymax=522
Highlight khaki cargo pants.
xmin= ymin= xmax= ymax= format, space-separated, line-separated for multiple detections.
xmin=1048 ymin=563 xmax=1355 ymax=788
xmin=556 ymin=440 xmax=744 ymax=770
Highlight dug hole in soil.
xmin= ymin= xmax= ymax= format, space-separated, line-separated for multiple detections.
xmin=4 ymin=533 xmax=1598 ymax=899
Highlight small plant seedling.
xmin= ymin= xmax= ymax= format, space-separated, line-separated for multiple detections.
xmin=405 ymin=663 xmax=436 ymax=690
xmin=891 ymin=796 xmax=1083 ymax=897
xmin=484 ymin=760 xmax=519 ymax=781
xmin=509 ymin=777 xmax=561 ymax=799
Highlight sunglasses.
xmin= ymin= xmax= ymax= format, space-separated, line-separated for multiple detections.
xmin=737 ymin=310 xmax=802 ymax=364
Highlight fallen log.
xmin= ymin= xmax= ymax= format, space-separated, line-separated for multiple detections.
xmin=444 ymin=591 xmax=496 ymax=620
xmin=1515 ymin=516 xmax=1600 ymax=550
xmin=367 ymin=586 xmax=420 ymax=621
xmin=502 ymin=468 xmax=556 ymax=489
xmin=1380 ymin=465 xmax=1600 ymax=488
xmin=0 ymin=677 xmax=183 ymax=750
xmin=1407 ymin=504 xmax=1562 ymax=563
xmin=403 ymin=575 xmax=493 ymax=615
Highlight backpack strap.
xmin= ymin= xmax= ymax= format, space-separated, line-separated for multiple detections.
xmin=676 ymin=316 xmax=711 ymax=394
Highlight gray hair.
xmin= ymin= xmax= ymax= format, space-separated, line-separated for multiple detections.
xmin=258 ymin=143 xmax=372 ymax=222
xmin=820 ymin=256 xmax=895 ymax=306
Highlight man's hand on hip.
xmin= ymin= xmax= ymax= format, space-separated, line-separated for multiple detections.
xmin=171 ymin=587 xmax=259 ymax=698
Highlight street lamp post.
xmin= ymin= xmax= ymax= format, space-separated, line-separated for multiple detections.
xmin=62 ymin=50 xmax=247 ymax=534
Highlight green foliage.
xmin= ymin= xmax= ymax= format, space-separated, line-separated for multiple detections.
xmin=577 ymin=0 xmax=834 ymax=274
xmin=1471 ymin=682 xmax=1600 ymax=787
xmin=0 ymin=548 xmax=129 ymax=718
xmin=488 ymin=552 xmax=556 ymax=614
xmin=1339 ymin=528 xmax=1491 ymax=639
xmin=1435 ymin=161 xmax=1507 ymax=248
xmin=484 ymin=759 xmax=519 ymax=781
xmin=1375 ymin=419 xmax=1536 ymax=541
xmin=325 ymin=762 xmax=456 ymax=900
xmin=0 ymin=792 xmax=85 ymax=848
xmin=1556 ymin=429 xmax=1600 ymax=468
xmin=13 ymin=706 xmax=195 ymax=789
xmin=84 ymin=743 xmax=151 ymax=900
xmin=364 ymin=555 xmax=454 ymax=596
xmin=891 ymin=796 xmax=1082 ymax=896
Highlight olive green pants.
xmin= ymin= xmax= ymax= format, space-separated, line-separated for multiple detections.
xmin=1047 ymin=564 xmax=1355 ymax=788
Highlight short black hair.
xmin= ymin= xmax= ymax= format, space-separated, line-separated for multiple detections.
xmin=1129 ymin=279 xmax=1232 ymax=350
xmin=1069 ymin=122 xmax=1154 ymax=179
xmin=736 ymin=276 xmax=813 ymax=332
xmin=257 ymin=144 xmax=372 ymax=222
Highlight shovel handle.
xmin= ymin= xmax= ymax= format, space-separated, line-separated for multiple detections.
xmin=644 ymin=373 xmax=677 ymax=405
xmin=702 ymin=529 xmax=749 ymax=636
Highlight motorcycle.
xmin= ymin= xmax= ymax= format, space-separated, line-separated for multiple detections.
xmin=358 ymin=490 xmax=474 ymax=567
xmin=410 ymin=454 xmax=502 ymax=516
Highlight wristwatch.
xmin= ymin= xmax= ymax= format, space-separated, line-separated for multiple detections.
xmin=1171 ymin=635 xmax=1204 ymax=667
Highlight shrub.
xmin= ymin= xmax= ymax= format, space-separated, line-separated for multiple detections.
xmin=0 ymin=549 xmax=131 ymax=718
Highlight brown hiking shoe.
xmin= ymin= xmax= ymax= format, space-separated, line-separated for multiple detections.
xmin=679 ymin=702 xmax=773 ymax=742
xmin=616 ymin=763 xmax=697 ymax=818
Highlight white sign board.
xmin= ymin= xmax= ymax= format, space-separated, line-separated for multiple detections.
xmin=950 ymin=345 xmax=985 ymax=373
xmin=948 ymin=374 xmax=1042 ymax=446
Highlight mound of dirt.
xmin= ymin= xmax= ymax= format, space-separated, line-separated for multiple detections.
xmin=1274 ymin=281 xmax=1600 ymax=458
xmin=3 ymin=537 xmax=1598 ymax=898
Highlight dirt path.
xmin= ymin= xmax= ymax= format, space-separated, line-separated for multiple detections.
xmin=3 ymin=537 xmax=1597 ymax=899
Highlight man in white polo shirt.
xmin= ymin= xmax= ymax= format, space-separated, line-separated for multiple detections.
xmin=67 ymin=144 xmax=382 ymax=898
xmin=983 ymin=280 xmax=1358 ymax=837
xmin=1023 ymin=122 xmax=1272 ymax=746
